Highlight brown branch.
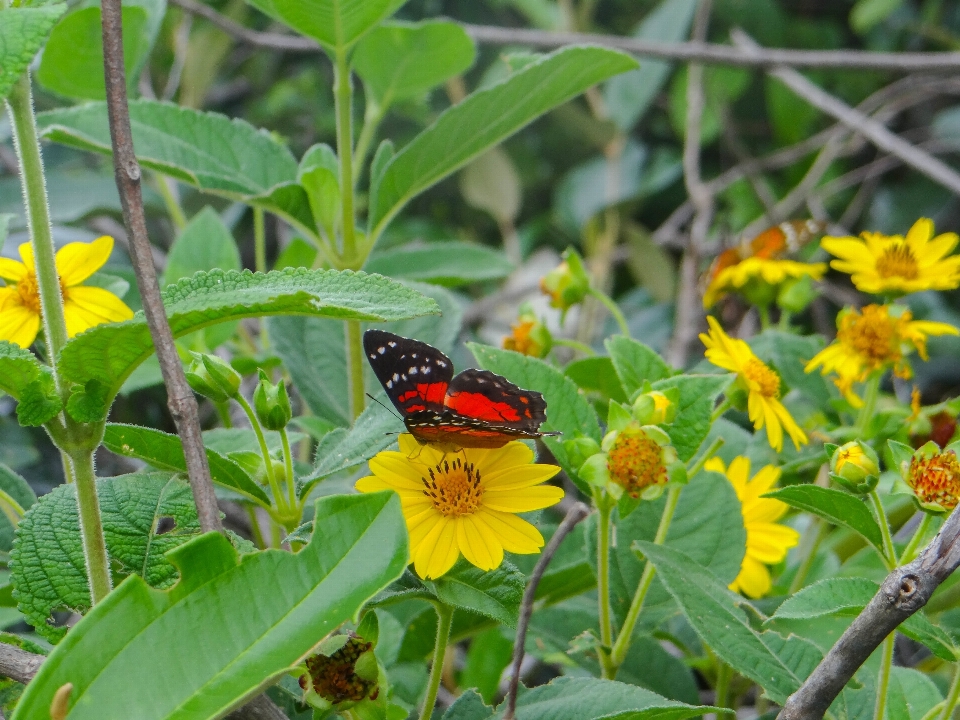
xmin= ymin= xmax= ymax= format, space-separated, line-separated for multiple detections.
xmin=0 ymin=643 xmax=43 ymax=685
xmin=780 ymin=504 xmax=960 ymax=720
xmin=732 ymin=29 xmax=960 ymax=198
xmin=100 ymin=0 xmax=223 ymax=534
xmin=503 ymin=502 xmax=591 ymax=720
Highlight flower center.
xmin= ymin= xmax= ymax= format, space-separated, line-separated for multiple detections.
xmin=908 ymin=450 xmax=960 ymax=510
xmin=743 ymin=358 xmax=780 ymax=398
xmin=422 ymin=457 xmax=484 ymax=517
xmin=608 ymin=434 xmax=667 ymax=498
xmin=837 ymin=305 xmax=899 ymax=364
xmin=14 ymin=271 xmax=42 ymax=314
xmin=876 ymin=242 xmax=919 ymax=280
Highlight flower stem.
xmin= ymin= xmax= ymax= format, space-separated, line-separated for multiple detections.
xmin=899 ymin=512 xmax=934 ymax=565
xmin=609 ymin=484 xmax=682 ymax=669
xmin=687 ymin=437 xmax=725 ymax=478
xmin=855 ymin=373 xmax=881 ymax=437
xmin=937 ymin=661 xmax=960 ymax=720
xmin=788 ymin=516 xmax=827 ymax=594
xmin=155 ymin=174 xmax=187 ymax=231
xmin=236 ymin=394 xmax=287 ymax=514
xmin=869 ymin=489 xmax=897 ymax=570
xmin=596 ymin=500 xmax=614 ymax=659
xmin=553 ymin=338 xmax=597 ymax=356
xmin=715 ymin=660 xmax=733 ymax=709
xmin=873 ymin=633 xmax=895 ymax=720
xmin=279 ymin=426 xmax=297 ymax=514
xmin=711 ymin=398 xmax=733 ymax=422
xmin=420 ymin=602 xmax=453 ymax=720
xmin=588 ymin=287 xmax=630 ymax=337
xmin=353 ymin=99 xmax=384 ymax=178
xmin=346 ymin=319 xmax=366 ymax=422
xmin=69 ymin=450 xmax=113 ymax=604
xmin=253 ymin=206 xmax=267 ymax=274
xmin=334 ymin=48 xmax=357 ymax=267
xmin=758 ymin=304 xmax=772 ymax=330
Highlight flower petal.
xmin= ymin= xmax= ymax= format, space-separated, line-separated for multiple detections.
xmin=731 ymin=556 xmax=772 ymax=599
xmin=482 ymin=485 xmax=564 ymax=513
xmin=62 ymin=286 xmax=134 ymax=337
xmin=56 ymin=236 xmax=114 ymax=287
xmin=368 ymin=453 xmax=430 ymax=490
xmin=473 ymin=441 xmax=534 ymax=476
xmin=483 ymin=463 xmax=560 ymax=490
xmin=457 ymin=517 xmax=502 ymax=571
xmin=477 ymin=510 xmax=543 ymax=554
xmin=424 ymin=520 xmax=460 ymax=579
xmin=0 ymin=257 xmax=27 ymax=283
xmin=0 ymin=299 xmax=40 ymax=348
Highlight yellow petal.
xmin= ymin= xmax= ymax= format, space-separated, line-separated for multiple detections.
xmin=704 ymin=457 xmax=727 ymax=474
xmin=398 ymin=433 xmax=423 ymax=457
xmin=414 ymin=517 xmax=451 ymax=579
xmin=369 ymin=453 xmax=430 ymax=490
xmin=457 ymin=517 xmax=502 ymax=571
xmin=62 ymin=286 xmax=134 ymax=338
xmin=905 ymin=218 xmax=934 ymax=252
xmin=56 ymin=236 xmax=113 ymax=287
xmin=731 ymin=556 xmax=772 ymax=598
xmin=483 ymin=463 xmax=560 ymax=491
xmin=0 ymin=299 xmax=40 ymax=348
xmin=0 ymin=257 xmax=27 ymax=283
xmin=482 ymin=485 xmax=564 ymax=513
xmin=17 ymin=242 xmax=35 ymax=271
xmin=356 ymin=475 xmax=392 ymax=493
xmin=407 ymin=505 xmax=441 ymax=551
xmin=424 ymin=520 xmax=460 ymax=579
xmin=920 ymin=232 xmax=959 ymax=263
xmin=477 ymin=510 xmax=543 ymax=554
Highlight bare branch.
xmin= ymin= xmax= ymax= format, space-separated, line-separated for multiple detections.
xmin=100 ymin=0 xmax=223 ymax=534
xmin=504 ymin=502 xmax=591 ymax=720
xmin=0 ymin=643 xmax=43 ymax=685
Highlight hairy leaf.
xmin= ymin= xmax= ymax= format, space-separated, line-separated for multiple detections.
xmin=0 ymin=342 xmax=53 ymax=402
xmin=364 ymin=242 xmax=514 ymax=287
xmin=0 ymin=4 xmax=65 ymax=101
xmin=764 ymin=486 xmax=885 ymax=555
xmin=0 ymin=463 xmax=35 ymax=552
xmin=265 ymin=0 xmax=406 ymax=51
xmin=651 ymin=374 xmax=731 ymax=462
xmin=605 ymin=335 xmax=671 ymax=400
xmin=427 ymin=560 xmax=524 ymax=628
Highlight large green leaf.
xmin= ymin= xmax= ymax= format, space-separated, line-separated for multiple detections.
xmin=426 ymin=560 xmax=524 ymax=628
xmin=265 ymin=0 xmax=406 ymax=51
xmin=56 ymin=268 xmax=440 ymax=412
xmin=164 ymin=206 xmax=241 ymax=284
xmin=0 ymin=4 xmax=65 ymax=101
xmin=369 ymin=46 xmax=638 ymax=239
xmin=10 ymin=473 xmax=202 ymax=643
xmin=353 ymin=21 xmax=476 ymax=105
xmin=469 ymin=344 xmax=601 ymax=493
xmin=37 ymin=101 xmax=313 ymax=230
xmin=0 ymin=342 xmax=53 ymax=401
xmin=364 ymin=242 xmax=514 ymax=287
xmin=764 ymin=486 xmax=885 ymax=555
xmin=651 ymin=374 xmax=731 ymax=462
xmin=634 ymin=541 xmax=800 ymax=704
xmin=605 ymin=335 xmax=671 ymax=400
xmin=13 ymin=492 xmax=407 ymax=719
xmin=102 ymin=424 xmax=271 ymax=505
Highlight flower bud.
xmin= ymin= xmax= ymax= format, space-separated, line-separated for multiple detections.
xmin=777 ymin=275 xmax=817 ymax=313
xmin=185 ymin=352 xmax=241 ymax=403
xmin=503 ymin=304 xmax=552 ymax=358
xmin=563 ymin=436 xmax=602 ymax=471
xmin=632 ymin=390 xmax=676 ymax=425
xmin=540 ymin=248 xmax=590 ymax=314
xmin=905 ymin=441 xmax=960 ymax=513
xmin=828 ymin=441 xmax=880 ymax=494
xmin=254 ymin=369 xmax=292 ymax=431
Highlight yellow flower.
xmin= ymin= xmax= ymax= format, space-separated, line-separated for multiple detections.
xmin=0 ymin=237 xmax=133 ymax=348
xmin=700 ymin=316 xmax=808 ymax=452
xmin=821 ymin=218 xmax=960 ymax=295
xmin=356 ymin=434 xmax=563 ymax=579
xmin=804 ymin=304 xmax=958 ymax=406
xmin=706 ymin=456 xmax=799 ymax=599
xmin=703 ymin=257 xmax=827 ymax=308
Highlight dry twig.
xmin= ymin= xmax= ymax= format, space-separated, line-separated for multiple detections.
xmin=0 ymin=643 xmax=43 ymax=685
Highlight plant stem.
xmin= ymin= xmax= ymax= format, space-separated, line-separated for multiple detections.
xmin=937 ymin=662 xmax=960 ymax=720
xmin=715 ymin=660 xmax=733 ymax=709
xmin=279 ymin=426 xmax=297 ymax=512
xmin=873 ymin=633 xmax=895 ymax=720
xmin=334 ymin=49 xmax=357 ymax=267
xmin=236 ymin=394 xmax=286 ymax=514
xmin=789 ymin=516 xmax=827 ymax=594
xmin=70 ymin=451 xmax=113 ymax=603
xmin=588 ymin=287 xmax=630 ymax=337
xmin=420 ymin=603 xmax=453 ymax=720
xmin=353 ymin=99 xmax=384 ymax=177
xmin=900 ymin=512 xmax=934 ymax=564
xmin=346 ymin=319 xmax=366 ymax=422
xmin=596 ymin=500 xmax=614 ymax=659
xmin=711 ymin=398 xmax=733 ymax=422
xmin=609 ymin=484 xmax=682 ymax=668
xmin=687 ymin=437 xmax=725 ymax=478
xmin=869 ymin=489 xmax=897 ymax=570
xmin=855 ymin=373 xmax=881 ymax=437
xmin=245 ymin=504 xmax=267 ymax=550
xmin=758 ymin=304 xmax=772 ymax=330
xmin=155 ymin=174 xmax=187 ymax=231
xmin=253 ymin=206 xmax=267 ymax=274
xmin=553 ymin=338 xmax=597 ymax=356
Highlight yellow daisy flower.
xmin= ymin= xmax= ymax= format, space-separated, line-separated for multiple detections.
xmin=821 ymin=218 xmax=960 ymax=295
xmin=703 ymin=257 xmax=827 ymax=308
xmin=705 ymin=456 xmax=799 ymax=599
xmin=0 ymin=236 xmax=133 ymax=348
xmin=356 ymin=434 xmax=563 ymax=579
xmin=804 ymin=304 xmax=958 ymax=406
xmin=700 ymin=316 xmax=808 ymax=452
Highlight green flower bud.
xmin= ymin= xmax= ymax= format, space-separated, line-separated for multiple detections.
xmin=563 ymin=436 xmax=602 ymax=471
xmin=777 ymin=275 xmax=817 ymax=313
xmin=503 ymin=303 xmax=553 ymax=358
xmin=254 ymin=369 xmax=292 ymax=431
xmin=632 ymin=390 xmax=677 ymax=425
xmin=540 ymin=248 xmax=590 ymax=314
xmin=829 ymin=440 xmax=880 ymax=494
xmin=185 ymin=352 xmax=241 ymax=403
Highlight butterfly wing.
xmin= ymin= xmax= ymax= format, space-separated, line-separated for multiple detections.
xmin=363 ymin=329 xmax=454 ymax=416
xmin=444 ymin=368 xmax=548 ymax=432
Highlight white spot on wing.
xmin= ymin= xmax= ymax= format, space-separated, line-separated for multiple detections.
xmin=410 ymin=367 xmax=418 ymax=375
xmin=378 ymin=346 xmax=386 ymax=354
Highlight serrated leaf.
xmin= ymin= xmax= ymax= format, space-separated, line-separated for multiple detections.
xmin=365 ymin=242 xmax=514 ymax=287
xmin=0 ymin=342 xmax=53 ymax=401
xmin=634 ymin=541 xmax=800 ymax=704
xmin=10 ymin=473 xmax=202 ymax=643
xmin=605 ymin=335 xmax=671 ymax=400
xmin=426 ymin=559 xmax=524 ymax=628
xmin=763 ymin=486 xmax=885 ymax=555
xmin=565 ymin=357 xmax=629 ymax=405
xmin=64 ymin=379 xmax=107 ymax=423
xmin=264 ymin=0 xmax=405 ymax=51
xmin=651 ymin=374 xmax=731 ymax=462
xmin=354 ymin=21 xmax=476 ymax=105
xmin=56 ymin=268 xmax=440 ymax=413
xmin=468 ymin=344 xmax=601 ymax=493
xmin=103 ymin=423 xmax=271 ymax=505
xmin=0 ymin=4 xmax=65 ymax=101
xmin=443 ymin=688 xmax=494 ymax=720
xmin=369 ymin=46 xmax=638 ymax=239
xmin=15 ymin=373 xmax=62 ymax=427
xmin=13 ymin=492 xmax=407 ymax=720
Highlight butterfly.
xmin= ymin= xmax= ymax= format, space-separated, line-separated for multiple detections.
xmin=363 ymin=329 xmax=560 ymax=450
xmin=703 ymin=219 xmax=827 ymax=292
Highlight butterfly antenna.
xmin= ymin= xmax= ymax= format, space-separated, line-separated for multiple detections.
xmin=366 ymin=393 xmax=403 ymax=422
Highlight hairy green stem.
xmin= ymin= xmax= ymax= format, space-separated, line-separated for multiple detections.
xmin=715 ymin=661 xmax=733 ymax=709
xmin=353 ymin=99 xmax=384 ymax=179
xmin=279 ymin=427 xmax=297 ymax=513
xmin=70 ymin=451 xmax=113 ymax=603
xmin=253 ymin=206 xmax=267 ymax=274
xmin=937 ymin=662 xmax=960 ymax=720
xmin=155 ymin=174 xmax=187 ymax=231
xmin=596 ymin=500 xmax=614 ymax=666
xmin=687 ymin=437 xmax=724 ymax=478
xmin=346 ymin=319 xmax=366 ymax=422
xmin=900 ymin=512 xmax=934 ymax=564
xmin=711 ymin=398 xmax=733 ymax=422
xmin=588 ymin=287 xmax=630 ymax=337
xmin=869 ymin=489 xmax=897 ymax=570
xmin=245 ymin=504 xmax=267 ymax=550
xmin=609 ymin=484 xmax=682 ymax=668
xmin=758 ymin=304 xmax=772 ymax=330
xmin=236 ymin=394 xmax=287 ymax=514
xmin=873 ymin=633 xmax=895 ymax=720
xmin=855 ymin=373 xmax=881 ymax=437
xmin=420 ymin=603 xmax=453 ymax=720
xmin=334 ymin=49 xmax=357 ymax=266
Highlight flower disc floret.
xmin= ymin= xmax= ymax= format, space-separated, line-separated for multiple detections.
xmin=908 ymin=445 xmax=960 ymax=512
xmin=606 ymin=428 xmax=668 ymax=498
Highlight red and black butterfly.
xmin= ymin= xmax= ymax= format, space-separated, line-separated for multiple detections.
xmin=363 ymin=329 xmax=559 ymax=450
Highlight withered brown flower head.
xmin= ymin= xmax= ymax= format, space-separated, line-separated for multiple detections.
xmin=299 ymin=636 xmax=377 ymax=704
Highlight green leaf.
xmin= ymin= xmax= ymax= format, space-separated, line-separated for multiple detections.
xmin=851 ymin=0 xmax=904 ymax=33
xmin=10 ymin=472 xmax=202 ymax=643
xmin=459 ymin=629 xmax=513 ymax=704
xmin=164 ymin=206 xmax=242 ymax=284
xmin=102 ymin=423 xmax=271 ymax=506
xmin=298 ymin=143 xmax=340 ymax=241
xmin=56 ymin=268 xmax=440 ymax=413
xmin=555 ymin=141 xmax=646 ymax=230
xmin=634 ymin=541 xmax=800 ymax=704
xmin=266 ymin=0 xmax=406 ymax=51
xmin=365 ymin=242 xmax=514 ymax=287
xmin=36 ymin=6 xmax=148 ymax=101
xmin=16 ymin=372 xmax=63 ymax=427
xmin=0 ymin=463 xmax=35 ymax=552
xmin=426 ymin=559 xmax=524 ymax=628
xmin=605 ymin=335 xmax=671 ymax=400
xmin=490 ymin=676 xmax=717 ymax=720
xmin=369 ymin=46 xmax=638 ymax=239
xmin=12 ymin=492 xmax=408 ymax=719
xmin=354 ymin=21 xmax=476 ymax=105
xmin=0 ymin=4 xmax=65 ymax=101
xmin=651 ymin=374 xmax=731 ymax=462
xmin=442 ymin=689 xmax=494 ymax=720
xmin=565 ymin=357 xmax=629 ymax=405
xmin=0 ymin=341 xmax=54 ymax=402
xmin=602 ymin=0 xmax=698 ymax=131
xmin=886 ymin=667 xmax=943 ymax=720
xmin=763 ymin=486 xmax=885 ymax=556
xmin=37 ymin=101 xmax=313 ymax=230
xmin=468 ymin=344 xmax=601 ymax=493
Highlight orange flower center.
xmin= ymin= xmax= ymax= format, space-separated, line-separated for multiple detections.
xmin=837 ymin=305 xmax=900 ymax=365
xmin=743 ymin=358 xmax=780 ymax=398
xmin=11 ymin=270 xmax=68 ymax=314
xmin=607 ymin=434 xmax=667 ymax=498
xmin=876 ymin=242 xmax=919 ymax=280
xmin=908 ymin=450 xmax=960 ymax=510
xmin=422 ymin=457 xmax=484 ymax=517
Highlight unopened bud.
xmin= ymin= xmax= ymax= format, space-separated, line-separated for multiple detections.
xmin=828 ymin=441 xmax=880 ymax=494
xmin=254 ymin=369 xmax=292 ymax=431
xmin=632 ymin=390 xmax=676 ymax=425
xmin=540 ymin=248 xmax=590 ymax=313
xmin=185 ymin=352 xmax=241 ymax=403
